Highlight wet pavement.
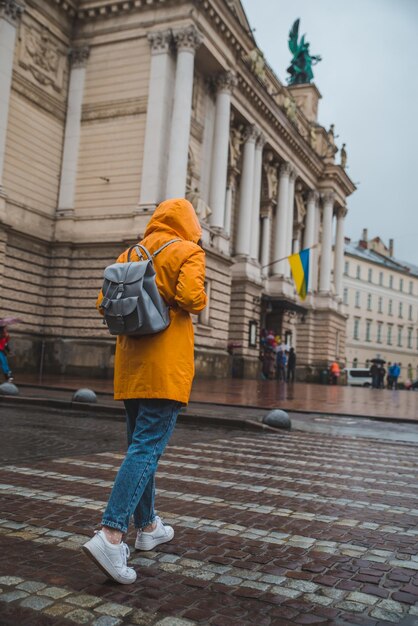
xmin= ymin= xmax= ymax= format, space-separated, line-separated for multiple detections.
xmin=1 ymin=404 xmax=418 ymax=625
xmin=15 ymin=374 xmax=418 ymax=422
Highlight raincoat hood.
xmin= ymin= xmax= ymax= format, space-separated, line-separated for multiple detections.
xmin=144 ymin=198 xmax=202 ymax=244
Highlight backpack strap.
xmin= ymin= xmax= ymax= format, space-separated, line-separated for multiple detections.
xmin=152 ymin=238 xmax=181 ymax=258
xmin=135 ymin=244 xmax=152 ymax=261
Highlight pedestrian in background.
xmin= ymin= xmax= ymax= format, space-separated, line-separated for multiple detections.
xmin=329 ymin=360 xmax=340 ymax=385
xmin=370 ymin=362 xmax=379 ymax=389
xmin=82 ymin=198 xmax=207 ymax=585
xmin=276 ymin=348 xmax=287 ymax=382
xmin=378 ymin=365 xmax=386 ymax=389
xmin=0 ymin=326 xmax=13 ymax=382
xmin=287 ymin=347 xmax=296 ymax=383
xmin=391 ymin=362 xmax=401 ymax=389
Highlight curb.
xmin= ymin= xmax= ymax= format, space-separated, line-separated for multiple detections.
xmin=0 ymin=394 xmax=274 ymax=432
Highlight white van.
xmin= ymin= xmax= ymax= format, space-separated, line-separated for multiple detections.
xmin=345 ymin=367 xmax=372 ymax=387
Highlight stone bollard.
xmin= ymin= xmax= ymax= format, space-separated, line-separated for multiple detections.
xmin=72 ymin=388 xmax=97 ymax=404
xmin=0 ymin=382 xmax=19 ymax=396
xmin=262 ymin=409 xmax=291 ymax=430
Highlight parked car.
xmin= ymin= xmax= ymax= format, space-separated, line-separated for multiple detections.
xmin=345 ymin=367 xmax=372 ymax=387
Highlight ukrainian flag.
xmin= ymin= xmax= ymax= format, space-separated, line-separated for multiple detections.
xmin=288 ymin=248 xmax=310 ymax=300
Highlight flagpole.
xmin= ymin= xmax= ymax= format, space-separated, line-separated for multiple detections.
xmin=261 ymin=243 xmax=318 ymax=270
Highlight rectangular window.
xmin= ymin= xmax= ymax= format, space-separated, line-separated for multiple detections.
xmin=398 ymin=326 xmax=403 ymax=347
xmin=356 ymin=265 xmax=361 ymax=279
xmin=198 ymin=280 xmax=211 ymax=326
xmin=365 ymin=320 xmax=371 ymax=342
xmin=379 ymin=271 xmax=383 ymax=286
xmin=408 ymin=327 xmax=413 ymax=349
xmin=387 ymin=325 xmax=392 ymax=345
xmin=344 ymin=261 xmax=349 ymax=275
xmin=409 ymin=281 xmax=413 ymax=295
xmin=367 ymin=294 xmax=372 ymax=311
xmin=355 ymin=291 xmax=360 ymax=308
xmin=378 ymin=297 xmax=383 ymax=314
xmin=399 ymin=302 xmax=403 ymax=318
xmin=389 ymin=275 xmax=393 ymax=288
xmin=388 ymin=299 xmax=393 ymax=315
xmin=409 ymin=305 xmax=413 ymax=321
xmin=368 ymin=268 xmax=372 ymax=282
xmin=353 ymin=318 xmax=360 ymax=340
xmin=377 ymin=322 xmax=383 ymax=344
xmin=343 ymin=287 xmax=348 ymax=305
xmin=400 ymin=278 xmax=403 ymax=292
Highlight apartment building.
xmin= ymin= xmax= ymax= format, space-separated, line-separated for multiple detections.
xmin=343 ymin=231 xmax=418 ymax=378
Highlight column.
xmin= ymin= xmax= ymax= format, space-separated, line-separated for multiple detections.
xmin=165 ymin=25 xmax=202 ymax=199
xmin=57 ymin=46 xmax=90 ymax=214
xmin=0 ymin=0 xmax=24 ymax=193
xmin=319 ymin=191 xmax=334 ymax=293
xmin=260 ymin=211 xmax=272 ymax=277
xmin=209 ymin=71 xmax=236 ymax=229
xmin=334 ymin=207 xmax=346 ymax=298
xmin=139 ymin=30 xmax=174 ymax=209
xmin=286 ymin=168 xmax=297 ymax=263
xmin=249 ymin=133 xmax=265 ymax=260
xmin=304 ymin=190 xmax=318 ymax=292
xmin=235 ymin=125 xmax=258 ymax=256
xmin=224 ymin=176 xmax=233 ymax=235
xmin=272 ymin=162 xmax=291 ymax=275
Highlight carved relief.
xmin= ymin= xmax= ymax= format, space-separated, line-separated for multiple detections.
xmin=0 ymin=0 xmax=24 ymax=23
xmin=19 ymin=25 xmax=65 ymax=93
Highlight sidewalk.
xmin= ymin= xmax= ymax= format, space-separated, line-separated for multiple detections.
xmin=7 ymin=374 xmax=418 ymax=422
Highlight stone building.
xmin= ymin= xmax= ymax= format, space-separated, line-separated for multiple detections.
xmin=343 ymin=231 xmax=418 ymax=378
xmin=0 ymin=0 xmax=355 ymax=379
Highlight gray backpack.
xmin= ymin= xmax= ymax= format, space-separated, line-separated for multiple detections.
xmin=100 ymin=239 xmax=180 ymax=336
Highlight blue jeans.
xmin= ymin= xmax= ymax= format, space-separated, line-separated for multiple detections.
xmin=102 ymin=399 xmax=181 ymax=533
xmin=0 ymin=351 xmax=10 ymax=376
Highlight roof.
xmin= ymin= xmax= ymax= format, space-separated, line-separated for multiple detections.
xmin=345 ymin=242 xmax=418 ymax=278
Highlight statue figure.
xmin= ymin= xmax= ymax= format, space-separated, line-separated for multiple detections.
xmin=287 ymin=19 xmax=321 ymax=85
xmin=246 ymin=48 xmax=266 ymax=81
xmin=264 ymin=152 xmax=278 ymax=200
xmin=229 ymin=125 xmax=244 ymax=169
xmin=283 ymin=96 xmax=297 ymax=123
xmin=325 ymin=123 xmax=338 ymax=159
xmin=340 ymin=143 xmax=347 ymax=168
xmin=309 ymin=124 xmax=317 ymax=149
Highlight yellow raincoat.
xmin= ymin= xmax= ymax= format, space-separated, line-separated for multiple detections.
xmin=97 ymin=198 xmax=207 ymax=403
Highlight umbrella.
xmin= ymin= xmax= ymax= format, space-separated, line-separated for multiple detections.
xmin=0 ymin=317 xmax=23 ymax=327
xmin=370 ymin=357 xmax=386 ymax=364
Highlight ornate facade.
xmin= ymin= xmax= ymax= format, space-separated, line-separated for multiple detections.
xmin=0 ymin=0 xmax=355 ymax=379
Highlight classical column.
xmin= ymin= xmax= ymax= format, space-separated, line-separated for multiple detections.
xmin=235 ymin=125 xmax=258 ymax=256
xmin=272 ymin=162 xmax=291 ymax=275
xmin=260 ymin=210 xmax=272 ymax=277
xmin=249 ymin=133 xmax=265 ymax=260
xmin=139 ymin=30 xmax=174 ymax=209
xmin=209 ymin=71 xmax=236 ymax=229
xmin=304 ymin=190 xmax=318 ymax=292
xmin=334 ymin=207 xmax=346 ymax=298
xmin=286 ymin=168 xmax=297 ymax=260
xmin=319 ymin=191 xmax=334 ymax=293
xmin=0 ymin=0 xmax=24 ymax=193
xmin=57 ymin=46 xmax=90 ymax=215
xmin=165 ymin=25 xmax=202 ymax=199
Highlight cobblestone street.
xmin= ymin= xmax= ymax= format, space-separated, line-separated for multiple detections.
xmin=1 ymin=405 xmax=418 ymax=625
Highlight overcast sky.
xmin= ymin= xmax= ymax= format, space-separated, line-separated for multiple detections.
xmin=241 ymin=0 xmax=418 ymax=265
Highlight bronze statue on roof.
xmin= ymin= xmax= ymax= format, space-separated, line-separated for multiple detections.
xmin=287 ymin=19 xmax=322 ymax=85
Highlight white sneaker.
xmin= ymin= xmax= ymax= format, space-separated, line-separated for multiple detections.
xmin=82 ymin=530 xmax=137 ymax=584
xmin=135 ymin=516 xmax=174 ymax=551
